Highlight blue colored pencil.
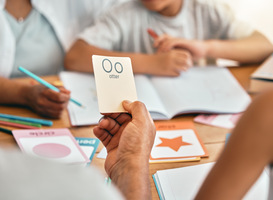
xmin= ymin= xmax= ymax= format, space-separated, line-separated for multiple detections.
xmin=0 ymin=113 xmax=53 ymax=126
xmin=18 ymin=66 xmax=84 ymax=107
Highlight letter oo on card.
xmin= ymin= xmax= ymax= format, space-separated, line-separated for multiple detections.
xmin=92 ymin=55 xmax=138 ymax=113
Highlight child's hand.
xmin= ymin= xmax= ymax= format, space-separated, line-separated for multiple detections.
xmin=25 ymin=85 xmax=70 ymax=118
xmin=151 ymin=49 xmax=193 ymax=76
xmin=154 ymin=34 xmax=207 ymax=60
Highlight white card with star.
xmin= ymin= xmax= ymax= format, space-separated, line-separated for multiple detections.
xmin=150 ymin=129 xmax=208 ymax=161
xmin=92 ymin=55 xmax=138 ymax=113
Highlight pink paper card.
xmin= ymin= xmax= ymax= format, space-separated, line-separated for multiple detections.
xmin=12 ymin=128 xmax=90 ymax=164
xmin=194 ymin=113 xmax=242 ymax=129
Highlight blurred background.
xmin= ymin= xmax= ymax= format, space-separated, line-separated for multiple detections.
xmin=220 ymin=0 xmax=273 ymax=43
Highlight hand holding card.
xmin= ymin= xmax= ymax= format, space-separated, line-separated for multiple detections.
xmin=92 ymin=55 xmax=138 ymax=113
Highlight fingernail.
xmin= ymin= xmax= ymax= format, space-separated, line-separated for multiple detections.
xmin=123 ymin=100 xmax=132 ymax=104
xmin=99 ymin=117 xmax=105 ymax=123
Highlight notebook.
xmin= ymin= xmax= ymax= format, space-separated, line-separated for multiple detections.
xmin=153 ymin=162 xmax=269 ymax=200
xmin=60 ymin=66 xmax=251 ymax=126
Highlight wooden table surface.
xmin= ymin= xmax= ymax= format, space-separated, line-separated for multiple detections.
xmin=0 ymin=65 xmax=258 ymax=199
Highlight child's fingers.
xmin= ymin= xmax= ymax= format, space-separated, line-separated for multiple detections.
xmin=153 ymin=34 xmax=170 ymax=48
xmin=147 ymin=28 xmax=158 ymax=39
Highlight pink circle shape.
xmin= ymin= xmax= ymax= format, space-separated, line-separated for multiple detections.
xmin=33 ymin=143 xmax=71 ymax=158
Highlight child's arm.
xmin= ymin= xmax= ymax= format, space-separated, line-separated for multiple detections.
xmin=154 ymin=31 xmax=273 ymax=64
xmin=0 ymin=77 xmax=70 ymax=118
xmin=195 ymin=88 xmax=273 ymax=200
xmin=65 ymin=39 xmax=193 ymax=77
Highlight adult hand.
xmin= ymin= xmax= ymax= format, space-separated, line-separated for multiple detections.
xmin=25 ymin=85 xmax=70 ymax=118
xmin=93 ymin=100 xmax=156 ymax=178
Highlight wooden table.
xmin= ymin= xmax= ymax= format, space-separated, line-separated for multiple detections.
xmin=0 ymin=65 xmax=258 ymax=199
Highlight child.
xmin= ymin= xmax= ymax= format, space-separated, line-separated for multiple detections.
xmin=0 ymin=0 xmax=125 ymax=118
xmin=65 ymin=0 xmax=273 ymax=77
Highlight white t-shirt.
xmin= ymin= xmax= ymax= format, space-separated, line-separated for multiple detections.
xmin=0 ymin=149 xmax=124 ymax=200
xmin=79 ymin=0 xmax=254 ymax=54
xmin=0 ymin=0 xmax=128 ymax=78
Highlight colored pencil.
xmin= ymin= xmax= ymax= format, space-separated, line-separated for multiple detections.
xmin=18 ymin=66 xmax=84 ymax=108
xmin=0 ymin=120 xmax=39 ymax=129
xmin=0 ymin=113 xmax=52 ymax=126
xmin=0 ymin=126 xmax=12 ymax=135
xmin=0 ymin=117 xmax=41 ymax=128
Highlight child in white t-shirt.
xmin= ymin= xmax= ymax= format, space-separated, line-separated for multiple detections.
xmin=65 ymin=0 xmax=273 ymax=76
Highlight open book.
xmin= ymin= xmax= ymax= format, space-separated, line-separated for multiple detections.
xmin=136 ymin=67 xmax=250 ymax=120
xmin=153 ymin=162 xmax=269 ymax=200
xmin=60 ymin=67 xmax=251 ymax=126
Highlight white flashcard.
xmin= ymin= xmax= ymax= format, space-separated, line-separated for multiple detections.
xmin=92 ymin=55 xmax=138 ymax=113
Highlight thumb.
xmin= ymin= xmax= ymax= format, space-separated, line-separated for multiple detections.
xmin=122 ymin=100 xmax=151 ymax=120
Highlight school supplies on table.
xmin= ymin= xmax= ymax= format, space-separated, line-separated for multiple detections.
xmin=92 ymin=55 xmax=138 ymax=113
xmin=97 ymin=121 xmax=206 ymax=164
xmin=18 ymin=66 xmax=84 ymax=108
xmin=194 ymin=113 xmax=242 ymax=129
xmin=249 ymin=55 xmax=273 ymax=93
xmin=0 ymin=117 xmax=41 ymax=128
xmin=60 ymin=71 xmax=102 ymax=126
xmin=153 ymin=162 xmax=269 ymax=200
xmin=0 ymin=127 xmax=12 ymax=135
xmin=150 ymin=121 xmax=208 ymax=163
xmin=60 ymin=66 xmax=251 ymax=126
xmin=0 ymin=120 xmax=38 ymax=129
xmin=75 ymin=137 xmax=100 ymax=165
xmin=0 ymin=113 xmax=52 ymax=126
xmin=135 ymin=67 xmax=250 ymax=120
xmin=12 ymin=128 xmax=90 ymax=164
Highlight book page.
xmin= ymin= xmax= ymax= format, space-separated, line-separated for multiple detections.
xmin=60 ymin=71 xmax=102 ymax=126
xmin=154 ymin=163 xmax=269 ymax=200
xmin=150 ymin=67 xmax=251 ymax=118
xmin=135 ymin=75 xmax=169 ymax=119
